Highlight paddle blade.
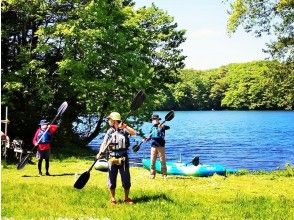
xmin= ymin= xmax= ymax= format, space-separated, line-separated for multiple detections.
xmin=57 ymin=101 xmax=68 ymax=117
xmin=191 ymin=156 xmax=200 ymax=166
xmin=165 ymin=110 xmax=174 ymax=121
xmin=132 ymin=143 xmax=141 ymax=153
xmin=130 ymin=90 xmax=146 ymax=111
xmin=74 ymin=171 xmax=90 ymax=189
xmin=17 ymin=154 xmax=31 ymax=170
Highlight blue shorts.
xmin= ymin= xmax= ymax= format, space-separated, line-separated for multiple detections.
xmin=108 ymin=157 xmax=131 ymax=190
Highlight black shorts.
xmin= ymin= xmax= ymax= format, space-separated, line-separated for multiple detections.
xmin=36 ymin=150 xmax=50 ymax=160
xmin=151 ymin=139 xmax=165 ymax=147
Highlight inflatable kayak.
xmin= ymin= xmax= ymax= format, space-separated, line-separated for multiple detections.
xmin=94 ymin=158 xmax=109 ymax=172
xmin=142 ymin=159 xmax=238 ymax=177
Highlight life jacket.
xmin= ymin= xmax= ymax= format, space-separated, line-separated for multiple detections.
xmin=150 ymin=125 xmax=165 ymax=139
xmin=38 ymin=130 xmax=52 ymax=144
xmin=107 ymin=128 xmax=130 ymax=152
xmin=149 ymin=124 xmax=168 ymax=147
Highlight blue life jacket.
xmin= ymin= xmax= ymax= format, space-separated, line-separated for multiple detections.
xmin=38 ymin=130 xmax=52 ymax=144
xmin=149 ymin=124 xmax=168 ymax=147
xmin=150 ymin=125 xmax=166 ymax=139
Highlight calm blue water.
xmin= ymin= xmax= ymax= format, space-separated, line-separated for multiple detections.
xmin=89 ymin=111 xmax=294 ymax=171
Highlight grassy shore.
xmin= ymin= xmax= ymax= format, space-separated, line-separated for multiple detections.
xmin=2 ymin=158 xmax=294 ymax=220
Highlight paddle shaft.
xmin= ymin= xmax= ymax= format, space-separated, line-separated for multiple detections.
xmin=88 ymin=159 xmax=98 ymax=173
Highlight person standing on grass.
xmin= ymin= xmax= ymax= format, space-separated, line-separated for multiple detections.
xmin=144 ymin=114 xmax=170 ymax=179
xmin=96 ymin=112 xmax=136 ymax=205
xmin=32 ymin=119 xmax=58 ymax=176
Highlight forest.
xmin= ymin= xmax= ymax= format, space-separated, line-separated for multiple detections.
xmin=159 ymin=60 xmax=293 ymax=111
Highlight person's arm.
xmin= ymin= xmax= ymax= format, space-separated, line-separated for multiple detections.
xmin=96 ymin=130 xmax=111 ymax=159
xmin=125 ymin=126 xmax=136 ymax=136
xmin=161 ymin=125 xmax=170 ymax=131
xmin=120 ymin=123 xmax=137 ymax=136
xmin=32 ymin=129 xmax=40 ymax=146
xmin=49 ymin=124 xmax=58 ymax=134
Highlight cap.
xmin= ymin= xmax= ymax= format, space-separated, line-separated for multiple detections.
xmin=39 ymin=119 xmax=49 ymax=126
xmin=150 ymin=114 xmax=161 ymax=121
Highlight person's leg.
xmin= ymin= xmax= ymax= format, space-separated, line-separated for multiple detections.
xmin=150 ymin=147 xmax=158 ymax=178
xmin=158 ymin=147 xmax=167 ymax=176
xmin=38 ymin=159 xmax=43 ymax=176
xmin=118 ymin=160 xmax=133 ymax=203
xmin=45 ymin=159 xmax=50 ymax=175
xmin=110 ymin=189 xmax=116 ymax=204
xmin=45 ymin=150 xmax=50 ymax=175
xmin=108 ymin=164 xmax=118 ymax=203
xmin=37 ymin=150 xmax=43 ymax=176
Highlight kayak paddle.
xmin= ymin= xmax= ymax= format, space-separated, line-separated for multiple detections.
xmin=132 ymin=110 xmax=174 ymax=153
xmin=17 ymin=101 xmax=68 ymax=170
xmin=74 ymin=90 xmax=146 ymax=189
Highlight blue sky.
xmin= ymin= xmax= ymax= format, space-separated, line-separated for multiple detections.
xmin=135 ymin=0 xmax=273 ymax=70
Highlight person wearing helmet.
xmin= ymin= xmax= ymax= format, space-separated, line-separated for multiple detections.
xmin=32 ymin=119 xmax=58 ymax=176
xmin=96 ymin=112 xmax=136 ymax=205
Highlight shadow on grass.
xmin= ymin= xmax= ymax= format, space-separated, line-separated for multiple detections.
xmin=134 ymin=193 xmax=174 ymax=204
xmin=22 ymin=173 xmax=75 ymax=177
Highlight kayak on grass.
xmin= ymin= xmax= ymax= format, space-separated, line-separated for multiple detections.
xmin=142 ymin=158 xmax=239 ymax=177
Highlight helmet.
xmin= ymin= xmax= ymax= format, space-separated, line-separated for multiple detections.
xmin=108 ymin=112 xmax=121 ymax=121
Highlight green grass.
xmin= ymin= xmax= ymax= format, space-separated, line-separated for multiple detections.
xmin=2 ymin=159 xmax=294 ymax=220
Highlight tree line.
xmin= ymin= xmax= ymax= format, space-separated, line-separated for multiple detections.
xmin=158 ymin=60 xmax=294 ymax=111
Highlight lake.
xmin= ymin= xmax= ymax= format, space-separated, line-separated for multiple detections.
xmin=89 ymin=111 xmax=294 ymax=171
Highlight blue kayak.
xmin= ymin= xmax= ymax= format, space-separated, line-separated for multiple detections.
xmin=142 ymin=159 xmax=238 ymax=177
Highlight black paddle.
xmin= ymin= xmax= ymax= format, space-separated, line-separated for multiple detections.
xmin=74 ymin=90 xmax=146 ymax=189
xmin=132 ymin=110 xmax=175 ymax=153
xmin=17 ymin=101 xmax=68 ymax=170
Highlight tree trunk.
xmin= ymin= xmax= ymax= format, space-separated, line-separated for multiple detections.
xmin=84 ymin=100 xmax=109 ymax=145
